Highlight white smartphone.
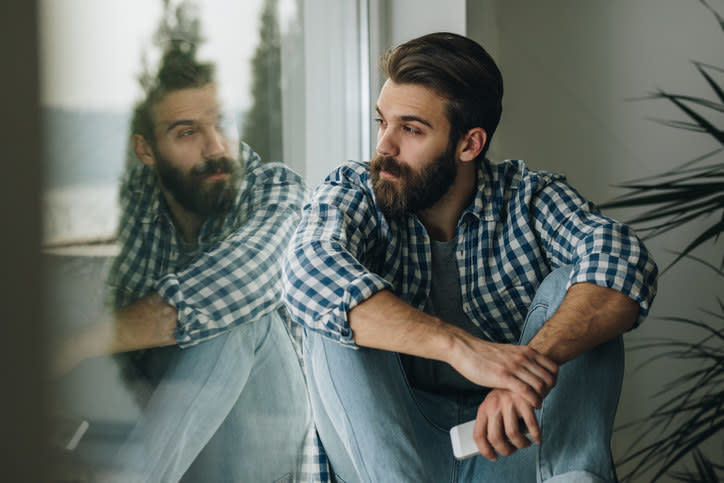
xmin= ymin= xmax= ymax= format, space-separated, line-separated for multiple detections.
xmin=450 ymin=419 xmax=532 ymax=460
xmin=449 ymin=419 xmax=478 ymax=460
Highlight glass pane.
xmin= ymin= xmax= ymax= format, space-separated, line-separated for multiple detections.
xmin=43 ymin=1 xmax=311 ymax=480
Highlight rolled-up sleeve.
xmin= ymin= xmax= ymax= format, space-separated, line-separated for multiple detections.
xmin=531 ymin=178 xmax=658 ymax=325
xmin=282 ymin=165 xmax=392 ymax=348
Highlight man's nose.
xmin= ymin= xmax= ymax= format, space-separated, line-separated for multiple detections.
xmin=376 ymin=128 xmax=399 ymax=158
xmin=202 ymin=127 xmax=227 ymax=159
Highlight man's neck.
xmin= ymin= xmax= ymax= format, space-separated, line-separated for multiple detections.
xmin=417 ymin=162 xmax=477 ymax=242
xmin=160 ymin=188 xmax=205 ymax=243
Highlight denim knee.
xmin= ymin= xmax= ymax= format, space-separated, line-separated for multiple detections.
xmin=520 ymin=265 xmax=573 ymax=343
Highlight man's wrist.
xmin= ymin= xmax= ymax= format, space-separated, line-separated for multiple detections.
xmin=438 ymin=322 xmax=477 ymax=367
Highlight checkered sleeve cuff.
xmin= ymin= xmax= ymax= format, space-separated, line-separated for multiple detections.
xmin=283 ymin=238 xmax=393 ymax=348
xmin=567 ymin=222 xmax=658 ymax=326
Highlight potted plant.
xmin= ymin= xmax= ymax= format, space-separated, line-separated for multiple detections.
xmin=601 ymin=1 xmax=723 ymax=481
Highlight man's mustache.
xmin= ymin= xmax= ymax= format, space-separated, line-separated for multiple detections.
xmin=190 ymin=157 xmax=236 ymax=178
xmin=370 ymin=154 xmax=410 ymax=178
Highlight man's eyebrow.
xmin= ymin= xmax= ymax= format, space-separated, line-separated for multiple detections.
xmin=399 ymin=115 xmax=433 ymax=128
xmin=375 ymin=106 xmax=433 ymax=128
xmin=164 ymin=119 xmax=195 ymax=133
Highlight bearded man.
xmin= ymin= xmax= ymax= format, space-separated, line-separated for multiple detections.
xmin=54 ymin=48 xmax=312 ymax=482
xmin=282 ymin=32 xmax=658 ymax=483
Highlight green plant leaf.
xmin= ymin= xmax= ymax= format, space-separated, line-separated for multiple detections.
xmin=657 ymin=90 xmax=724 ymax=145
xmin=695 ymin=61 xmax=724 ymax=104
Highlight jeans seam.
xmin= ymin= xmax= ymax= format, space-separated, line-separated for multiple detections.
xmin=393 ymin=353 xmax=450 ymax=434
xmin=450 ymin=396 xmax=466 ymax=483
xmin=253 ymin=314 xmax=274 ymax=355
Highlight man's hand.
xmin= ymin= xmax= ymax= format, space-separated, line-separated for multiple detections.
xmin=448 ymin=336 xmax=558 ymax=409
xmin=450 ymin=336 xmax=558 ymax=408
xmin=350 ymin=290 xmax=558 ymax=408
xmin=50 ymin=292 xmax=178 ymax=377
xmin=473 ymin=388 xmax=539 ymax=461
xmin=110 ymin=292 xmax=178 ymax=354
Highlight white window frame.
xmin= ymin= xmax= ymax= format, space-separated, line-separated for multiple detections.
xmin=286 ymin=0 xmax=466 ymax=186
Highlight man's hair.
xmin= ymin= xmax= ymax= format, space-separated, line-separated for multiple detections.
xmin=131 ymin=48 xmax=216 ymax=146
xmin=380 ymin=32 xmax=503 ymax=158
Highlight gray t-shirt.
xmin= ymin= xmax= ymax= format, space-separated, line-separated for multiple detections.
xmin=176 ymin=237 xmax=202 ymax=268
xmin=400 ymin=239 xmax=487 ymax=395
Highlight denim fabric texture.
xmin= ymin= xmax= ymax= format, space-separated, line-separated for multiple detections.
xmin=304 ymin=267 xmax=624 ymax=482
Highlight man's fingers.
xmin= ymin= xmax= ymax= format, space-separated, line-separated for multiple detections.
xmin=473 ymin=415 xmax=497 ymax=461
xmin=532 ymin=350 xmax=559 ymax=374
xmin=503 ymin=409 xmax=531 ymax=450
xmin=515 ymin=369 xmax=547 ymax=401
xmin=487 ymin=410 xmax=515 ymax=457
xmin=508 ymin=376 xmax=542 ymax=409
xmin=518 ymin=363 xmax=557 ymax=400
xmin=520 ymin=407 xmax=541 ymax=445
xmin=530 ymin=353 xmax=558 ymax=390
xmin=503 ymin=347 xmax=558 ymax=403
xmin=520 ymin=349 xmax=558 ymax=392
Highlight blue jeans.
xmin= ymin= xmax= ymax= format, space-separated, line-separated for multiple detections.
xmin=109 ymin=311 xmax=311 ymax=482
xmin=303 ymin=266 xmax=624 ymax=482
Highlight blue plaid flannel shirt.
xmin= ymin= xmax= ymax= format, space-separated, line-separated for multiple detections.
xmin=107 ymin=142 xmax=305 ymax=347
xmin=283 ymin=158 xmax=658 ymax=348
xmin=106 ymin=143 xmax=332 ymax=482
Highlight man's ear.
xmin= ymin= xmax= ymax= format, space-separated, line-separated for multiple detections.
xmin=457 ymin=127 xmax=487 ymax=163
xmin=132 ymin=134 xmax=156 ymax=166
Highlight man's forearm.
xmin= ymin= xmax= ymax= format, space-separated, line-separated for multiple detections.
xmin=349 ymin=290 xmax=558 ymax=407
xmin=349 ymin=289 xmax=458 ymax=360
xmin=108 ymin=292 xmax=178 ymax=353
xmin=527 ymin=282 xmax=639 ymax=364
xmin=53 ymin=292 xmax=178 ymax=375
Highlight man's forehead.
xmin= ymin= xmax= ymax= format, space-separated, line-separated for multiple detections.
xmin=153 ymin=83 xmax=223 ymax=126
xmin=376 ymin=80 xmax=448 ymax=128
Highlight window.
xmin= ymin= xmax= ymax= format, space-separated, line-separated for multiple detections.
xmin=41 ymin=0 xmax=365 ymax=477
xmin=40 ymin=0 xmax=290 ymax=249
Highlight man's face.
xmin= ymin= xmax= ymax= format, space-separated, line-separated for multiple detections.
xmin=150 ymin=83 xmax=242 ymax=217
xmin=370 ymin=80 xmax=458 ymax=220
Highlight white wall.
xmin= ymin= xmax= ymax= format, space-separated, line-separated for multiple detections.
xmin=466 ymin=1 xmax=722 ymax=480
xmin=386 ymin=0 xmax=466 ymax=46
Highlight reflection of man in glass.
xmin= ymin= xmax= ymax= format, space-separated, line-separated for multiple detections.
xmin=56 ymin=47 xmax=312 ymax=481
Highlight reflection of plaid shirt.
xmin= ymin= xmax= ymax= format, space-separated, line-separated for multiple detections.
xmin=108 ymin=142 xmax=305 ymax=347
xmin=284 ymin=158 xmax=658 ymax=346
xmin=107 ymin=143 xmax=332 ymax=482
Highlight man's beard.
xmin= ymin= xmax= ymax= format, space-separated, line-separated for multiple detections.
xmin=370 ymin=141 xmax=457 ymax=221
xmin=154 ymin=151 xmax=242 ymax=218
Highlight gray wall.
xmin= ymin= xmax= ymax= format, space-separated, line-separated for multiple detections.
xmin=467 ymin=1 xmax=722 ymax=480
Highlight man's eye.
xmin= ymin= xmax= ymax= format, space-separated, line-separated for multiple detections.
xmin=177 ymin=129 xmax=195 ymax=138
xmin=374 ymin=117 xmax=385 ymax=127
xmin=403 ymin=125 xmax=420 ymax=135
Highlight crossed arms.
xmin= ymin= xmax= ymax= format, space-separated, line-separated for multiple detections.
xmin=349 ymin=282 xmax=638 ymax=460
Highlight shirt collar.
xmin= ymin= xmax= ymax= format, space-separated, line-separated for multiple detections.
xmin=461 ymin=158 xmax=497 ymax=222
